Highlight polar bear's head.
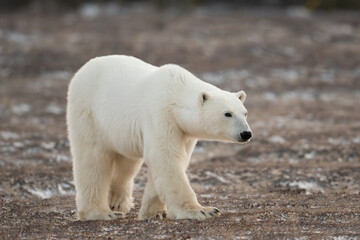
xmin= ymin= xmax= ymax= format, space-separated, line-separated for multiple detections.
xmin=196 ymin=90 xmax=252 ymax=143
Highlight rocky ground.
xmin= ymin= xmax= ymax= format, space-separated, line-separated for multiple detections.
xmin=0 ymin=5 xmax=359 ymax=239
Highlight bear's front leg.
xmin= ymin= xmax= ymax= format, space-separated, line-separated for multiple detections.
xmin=141 ymin=149 xmax=220 ymax=220
xmin=138 ymin=171 xmax=167 ymax=220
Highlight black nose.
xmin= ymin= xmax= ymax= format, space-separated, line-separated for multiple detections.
xmin=240 ymin=131 xmax=252 ymax=141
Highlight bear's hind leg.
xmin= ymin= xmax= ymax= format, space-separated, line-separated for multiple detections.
xmin=109 ymin=156 xmax=142 ymax=214
xmin=73 ymin=146 xmax=124 ymax=220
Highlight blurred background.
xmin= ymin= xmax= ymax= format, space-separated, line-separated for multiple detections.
xmin=0 ymin=0 xmax=359 ymax=239
xmin=2 ymin=0 xmax=360 ymax=11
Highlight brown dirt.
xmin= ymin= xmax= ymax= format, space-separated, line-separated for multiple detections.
xmin=0 ymin=6 xmax=360 ymax=239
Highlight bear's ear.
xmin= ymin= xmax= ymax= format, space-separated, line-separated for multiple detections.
xmin=200 ymin=92 xmax=209 ymax=105
xmin=236 ymin=90 xmax=246 ymax=103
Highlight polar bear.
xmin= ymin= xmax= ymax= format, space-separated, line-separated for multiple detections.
xmin=67 ymin=55 xmax=252 ymax=221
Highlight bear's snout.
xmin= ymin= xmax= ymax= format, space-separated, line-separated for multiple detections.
xmin=240 ymin=131 xmax=252 ymax=141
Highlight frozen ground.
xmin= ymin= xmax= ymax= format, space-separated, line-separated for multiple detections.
xmin=0 ymin=6 xmax=359 ymax=239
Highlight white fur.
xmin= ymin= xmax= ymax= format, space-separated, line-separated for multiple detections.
xmin=66 ymin=55 xmax=251 ymax=221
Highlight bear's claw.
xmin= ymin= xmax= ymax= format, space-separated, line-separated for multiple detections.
xmin=170 ymin=206 xmax=220 ymax=220
xmin=155 ymin=211 xmax=168 ymax=220
xmin=108 ymin=211 xmax=125 ymax=220
xmin=108 ymin=194 xmax=134 ymax=214
xmin=200 ymin=207 xmax=220 ymax=219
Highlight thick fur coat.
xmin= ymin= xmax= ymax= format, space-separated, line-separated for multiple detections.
xmin=67 ymin=55 xmax=252 ymax=220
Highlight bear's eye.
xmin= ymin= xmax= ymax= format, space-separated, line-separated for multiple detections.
xmin=224 ymin=112 xmax=232 ymax=118
xmin=245 ymin=112 xmax=248 ymax=117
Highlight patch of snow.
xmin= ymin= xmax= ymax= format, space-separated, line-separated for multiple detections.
xmin=304 ymin=150 xmax=316 ymax=160
xmin=286 ymin=6 xmax=311 ymax=19
xmin=29 ymin=183 xmax=75 ymax=199
xmin=207 ymin=151 xmax=215 ymax=158
xmin=328 ymin=138 xmax=350 ymax=146
xmin=205 ymin=171 xmax=229 ymax=184
xmin=11 ymin=104 xmax=31 ymax=115
xmin=41 ymin=70 xmax=72 ymax=80
xmin=28 ymin=188 xmax=55 ymax=199
xmin=1 ymin=146 xmax=16 ymax=153
xmin=58 ymin=183 xmax=75 ymax=195
xmin=269 ymin=135 xmax=285 ymax=144
xmin=0 ymin=29 xmax=32 ymax=44
xmin=41 ymin=142 xmax=56 ymax=150
xmin=0 ymin=131 xmax=20 ymax=140
xmin=320 ymin=69 xmax=336 ymax=83
xmin=220 ymin=195 xmax=229 ymax=199
xmin=247 ymin=157 xmax=262 ymax=163
xmin=282 ymin=91 xmax=315 ymax=101
xmin=200 ymin=69 xmax=250 ymax=85
xmin=193 ymin=146 xmax=205 ymax=153
xmin=333 ymin=236 xmax=358 ymax=240
xmin=281 ymin=46 xmax=296 ymax=56
xmin=227 ymin=209 xmax=237 ymax=213
xmin=352 ymin=136 xmax=360 ymax=144
xmin=80 ymin=3 xmax=101 ymax=19
xmin=264 ymin=90 xmax=316 ymax=102
xmin=289 ymin=181 xmax=324 ymax=195
xmin=13 ymin=142 xmax=24 ymax=148
xmin=200 ymin=193 xmax=215 ymax=198
xmin=79 ymin=2 xmax=120 ymax=19
xmin=55 ymin=154 xmax=72 ymax=163
xmin=45 ymin=105 xmax=63 ymax=115
xmin=263 ymin=92 xmax=277 ymax=101
xmin=327 ymin=24 xmax=353 ymax=35
xmin=289 ymin=158 xmax=299 ymax=164
xmin=271 ymin=69 xmax=300 ymax=82
xmin=244 ymin=76 xmax=268 ymax=88
xmin=294 ymin=236 xmax=310 ymax=240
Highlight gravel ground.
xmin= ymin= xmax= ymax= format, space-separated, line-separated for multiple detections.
xmin=0 ymin=5 xmax=360 ymax=239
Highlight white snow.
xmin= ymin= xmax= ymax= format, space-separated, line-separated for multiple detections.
xmin=41 ymin=142 xmax=56 ymax=150
xmin=333 ymin=236 xmax=358 ymax=240
xmin=80 ymin=3 xmax=101 ymax=19
xmin=304 ymin=150 xmax=316 ymax=160
xmin=0 ymin=131 xmax=20 ymax=140
xmin=262 ymin=90 xmax=315 ymax=101
xmin=282 ymin=91 xmax=315 ymax=101
xmin=45 ymin=105 xmax=63 ymax=115
xmin=269 ymin=135 xmax=285 ymax=144
xmin=28 ymin=188 xmax=55 ymax=199
xmin=193 ymin=146 xmax=205 ymax=153
xmin=205 ymin=171 xmax=229 ymax=184
xmin=79 ymin=2 xmax=121 ymax=19
xmin=200 ymin=193 xmax=215 ymax=198
xmin=55 ymin=154 xmax=72 ymax=163
xmin=41 ymin=70 xmax=72 ymax=80
xmin=0 ymin=29 xmax=32 ymax=44
xmin=28 ymin=183 xmax=75 ymax=199
xmin=57 ymin=183 xmax=75 ymax=195
xmin=286 ymin=6 xmax=311 ymax=19
xmin=271 ymin=69 xmax=300 ymax=82
xmin=353 ymin=136 xmax=360 ymax=144
xmin=13 ymin=141 xmax=24 ymax=148
xmin=263 ymin=92 xmax=277 ymax=101
xmin=289 ymin=181 xmax=324 ymax=195
xmin=11 ymin=104 xmax=31 ymax=115
xmin=200 ymin=69 xmax=250 ymax=85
